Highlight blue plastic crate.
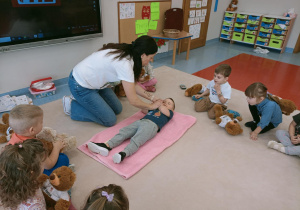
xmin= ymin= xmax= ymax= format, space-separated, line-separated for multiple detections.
xmin=258 ymin=32 xmax=271 ymax=38
xmin=248 ymin=15 xmax=260 ymax=21
xmin=246 ymin=25 xmax=258 ymax=30
xmin=272 ymin=29 xmax=286 ymax=35
xmin=234 ymin=27 xmax=245 ymax=32
xmin=220 ymin=34 xmax=230 ymax=39
xmin=236 ymin=18 xmax=247 ymax=23
xmin=222 ymin=25 xmax=233 ymax=30
xmin=256 ymin=41 xmax=268 ymax=46
xmin=261 ymin=22 xmax=274 ymax=29
xmin=224 ymin=17 xmax=235 ymax=22
xmin=276 ymin=19 xmax=290 ymax=25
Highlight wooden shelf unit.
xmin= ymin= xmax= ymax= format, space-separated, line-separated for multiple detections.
xmin=219 ymin=11 xmax=295 ymax=53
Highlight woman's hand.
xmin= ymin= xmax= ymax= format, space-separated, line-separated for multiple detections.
xmin=151 ymin=99 xmax=162 ymax=110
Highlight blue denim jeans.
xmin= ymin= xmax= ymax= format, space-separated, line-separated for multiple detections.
xmin=68 ymin=71 xmax=122 ymax=127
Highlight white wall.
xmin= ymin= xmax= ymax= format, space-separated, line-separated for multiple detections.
xmin=0 ymin=0 xmax=299 ymax=93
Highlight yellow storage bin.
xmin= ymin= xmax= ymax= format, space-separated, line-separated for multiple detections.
xmin=234 ymin=23 xmax=246 ymax=28
xmin=269 ymin=39 xmax=283 ymax=49
xmin=257 ymin=37 xmax=269 ymax=43
xmin=271 ymin=34 xmax=285 ymax=40
xmin=221 ymin=30 xmax=232 ymax=35
xmin=237 ymin=14 xmax=248 ymax=19
xmin=232 ymin=32 xmax=244 ymax=41
xmin=225 ymin=12 xmax=236 ymax=17
xmin=223 ymin=20 xmax=234 ymax=27
xmin=262 ymin=17 xmax=275 ymax=23
xmin=245 ymin=29 xmax=257 ymax=35
xmin=243 ymin=34 xmax=256 ymax=44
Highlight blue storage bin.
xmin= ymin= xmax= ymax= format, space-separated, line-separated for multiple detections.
xmin=224 ymin=17 xmax=234 ymax=22
xmin=272 ymin=29 xmax=286 ymax=35
xmin=234 ymin=27 xmax=245 ymax=33
xmin=220 ymin=34 xmax=230 ymax=39
xmin=247 ymin=25 xmax=258 ymax=30
xmin=236 ymin=18 xmax=247 ymax=23
xmin=276 ymin=19 xmax=290 ymax=25
xmin=222 ymin=25 xmax=233 ymax=30
xmin=256 ymin=41 xmax=268 ymax=46
xmin=258 ymin=32 xmax=271 ymax=38
xmin=261 ymin=22 xmax=274 ymax=29
xmin=248 ymin=15 xmax=260 ymax=21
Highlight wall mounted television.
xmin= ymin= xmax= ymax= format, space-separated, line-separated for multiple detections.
xmin=0 ymin=0 xmax=102 ymax=52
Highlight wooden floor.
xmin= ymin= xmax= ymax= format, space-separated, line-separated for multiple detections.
xmin=193 ymin=53 xmax=300 ymax=109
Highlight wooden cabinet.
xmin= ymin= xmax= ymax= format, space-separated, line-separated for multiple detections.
xmin=219 ymin=11 xmax=295 ymax=53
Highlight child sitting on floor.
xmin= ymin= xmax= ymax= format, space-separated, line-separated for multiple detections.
xmin=137 ymin=63 xmax=157 ymax=92
xmin=194 ymin=64 xmax=232 ymax=119
xmin=7 ymin=104 xmax=69 ymax=175
xmin=0 ymin=139 xmax=47 ymax=209
xmin=244 ymin=82 xmax=282 ymax=140
xmin=87 ymin=98 xmax=175 ymax=163
xmin=82 ymin=184 xmax=129 ymax=210
xmin=268 ymin=112 xmax=300 ymax=156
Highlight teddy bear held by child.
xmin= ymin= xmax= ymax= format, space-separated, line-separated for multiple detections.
xmin=38 ymin=166 xmax=76 ymax=210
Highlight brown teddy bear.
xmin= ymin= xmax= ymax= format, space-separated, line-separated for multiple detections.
xmin=214 ymin=104 xmax=243 ymax=135
xmin=39 ymin=166 xmax=76 ymax=210
xmin=114 ymin=83 xmax=126 ymax=97
xmin=184 ymin=84 xmax=203 ymax=97
xmin=226 ymin=0 xmax=238 ymax=11
xmin=36 ymin=127 xmax=77 ymax=153
xmin=269 ymin=95 xmax=297 ymax=116
xmin=0 ymin=113 xmax=12 ymax=143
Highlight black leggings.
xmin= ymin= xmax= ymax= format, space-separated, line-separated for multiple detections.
xmin=248 ymin=105 xmax=275 ymax=134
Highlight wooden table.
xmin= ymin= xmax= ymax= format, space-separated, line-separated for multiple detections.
xmin=152 ymin=31 xmax=192 ymax=65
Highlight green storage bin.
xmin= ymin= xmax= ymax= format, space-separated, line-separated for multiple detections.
xmin=245 ymin=29 xmax=257 ymax=35
xmin=274 ymin=24 xmax=287 ymax=30
xmin=260 ymin=27 xmax=272 ymax=33
xmin=234 ymin=23 xmax=246 ymax=28
xmin=262 ymin=17 xmax=275 ymax=23
xmin=243 ymin=34 xmax=255 ymax=44
xmin=232 ymin=32 xmax=244 ymax=41
xmin=269 ymin=39 xmax=283 ymax=49
xmin=247 ymin=20 xmax=259 ymax=25
xmin=237 ymin=14 xmax=248 ymax=19
xmin=223 ymin=20 xmax=234 ymax=27
xmin=225 ymin=12 xmax=236 ymax=17
xmin=257 ymin=37 xmax=269 ymax=43
xmin=271 ymin=34 xmax=285 ymax=40
xmin=221 ymin=30 xmax=231 ymax=35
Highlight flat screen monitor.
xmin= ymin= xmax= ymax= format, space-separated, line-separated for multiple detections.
xmin=0 ymin=0 xmax=102 ymax=52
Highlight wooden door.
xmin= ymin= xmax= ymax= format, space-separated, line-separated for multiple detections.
xmin=180 ymin=0 xmax=212 ymax=52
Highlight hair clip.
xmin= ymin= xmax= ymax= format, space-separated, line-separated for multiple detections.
xmin=101 ymin=191 xmax=114 ymax=202
xmin=18 ymin=144 xmax=23 ymax=148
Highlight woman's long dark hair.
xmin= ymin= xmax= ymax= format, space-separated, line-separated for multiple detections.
xmin=99 ymin=35 xmax=158 ymax=81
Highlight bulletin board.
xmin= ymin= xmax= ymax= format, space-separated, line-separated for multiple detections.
xmin=118 ymin=1 xmax=171 ymax=44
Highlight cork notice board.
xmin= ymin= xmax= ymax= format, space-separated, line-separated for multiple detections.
xmin=118 ymin=1 xmax=171 ymax=44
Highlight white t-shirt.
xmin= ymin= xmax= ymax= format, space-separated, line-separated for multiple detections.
xmin=42 ymin=179 xmax=70 ymax=202
xmin=72 ymin=49 xmax=135 ymax=89
xmin=207 ymin=80 xmax=231 ymax=106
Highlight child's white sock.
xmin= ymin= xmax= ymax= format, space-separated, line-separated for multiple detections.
xmin=268 ymin=140 xmax=286 ymax=154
